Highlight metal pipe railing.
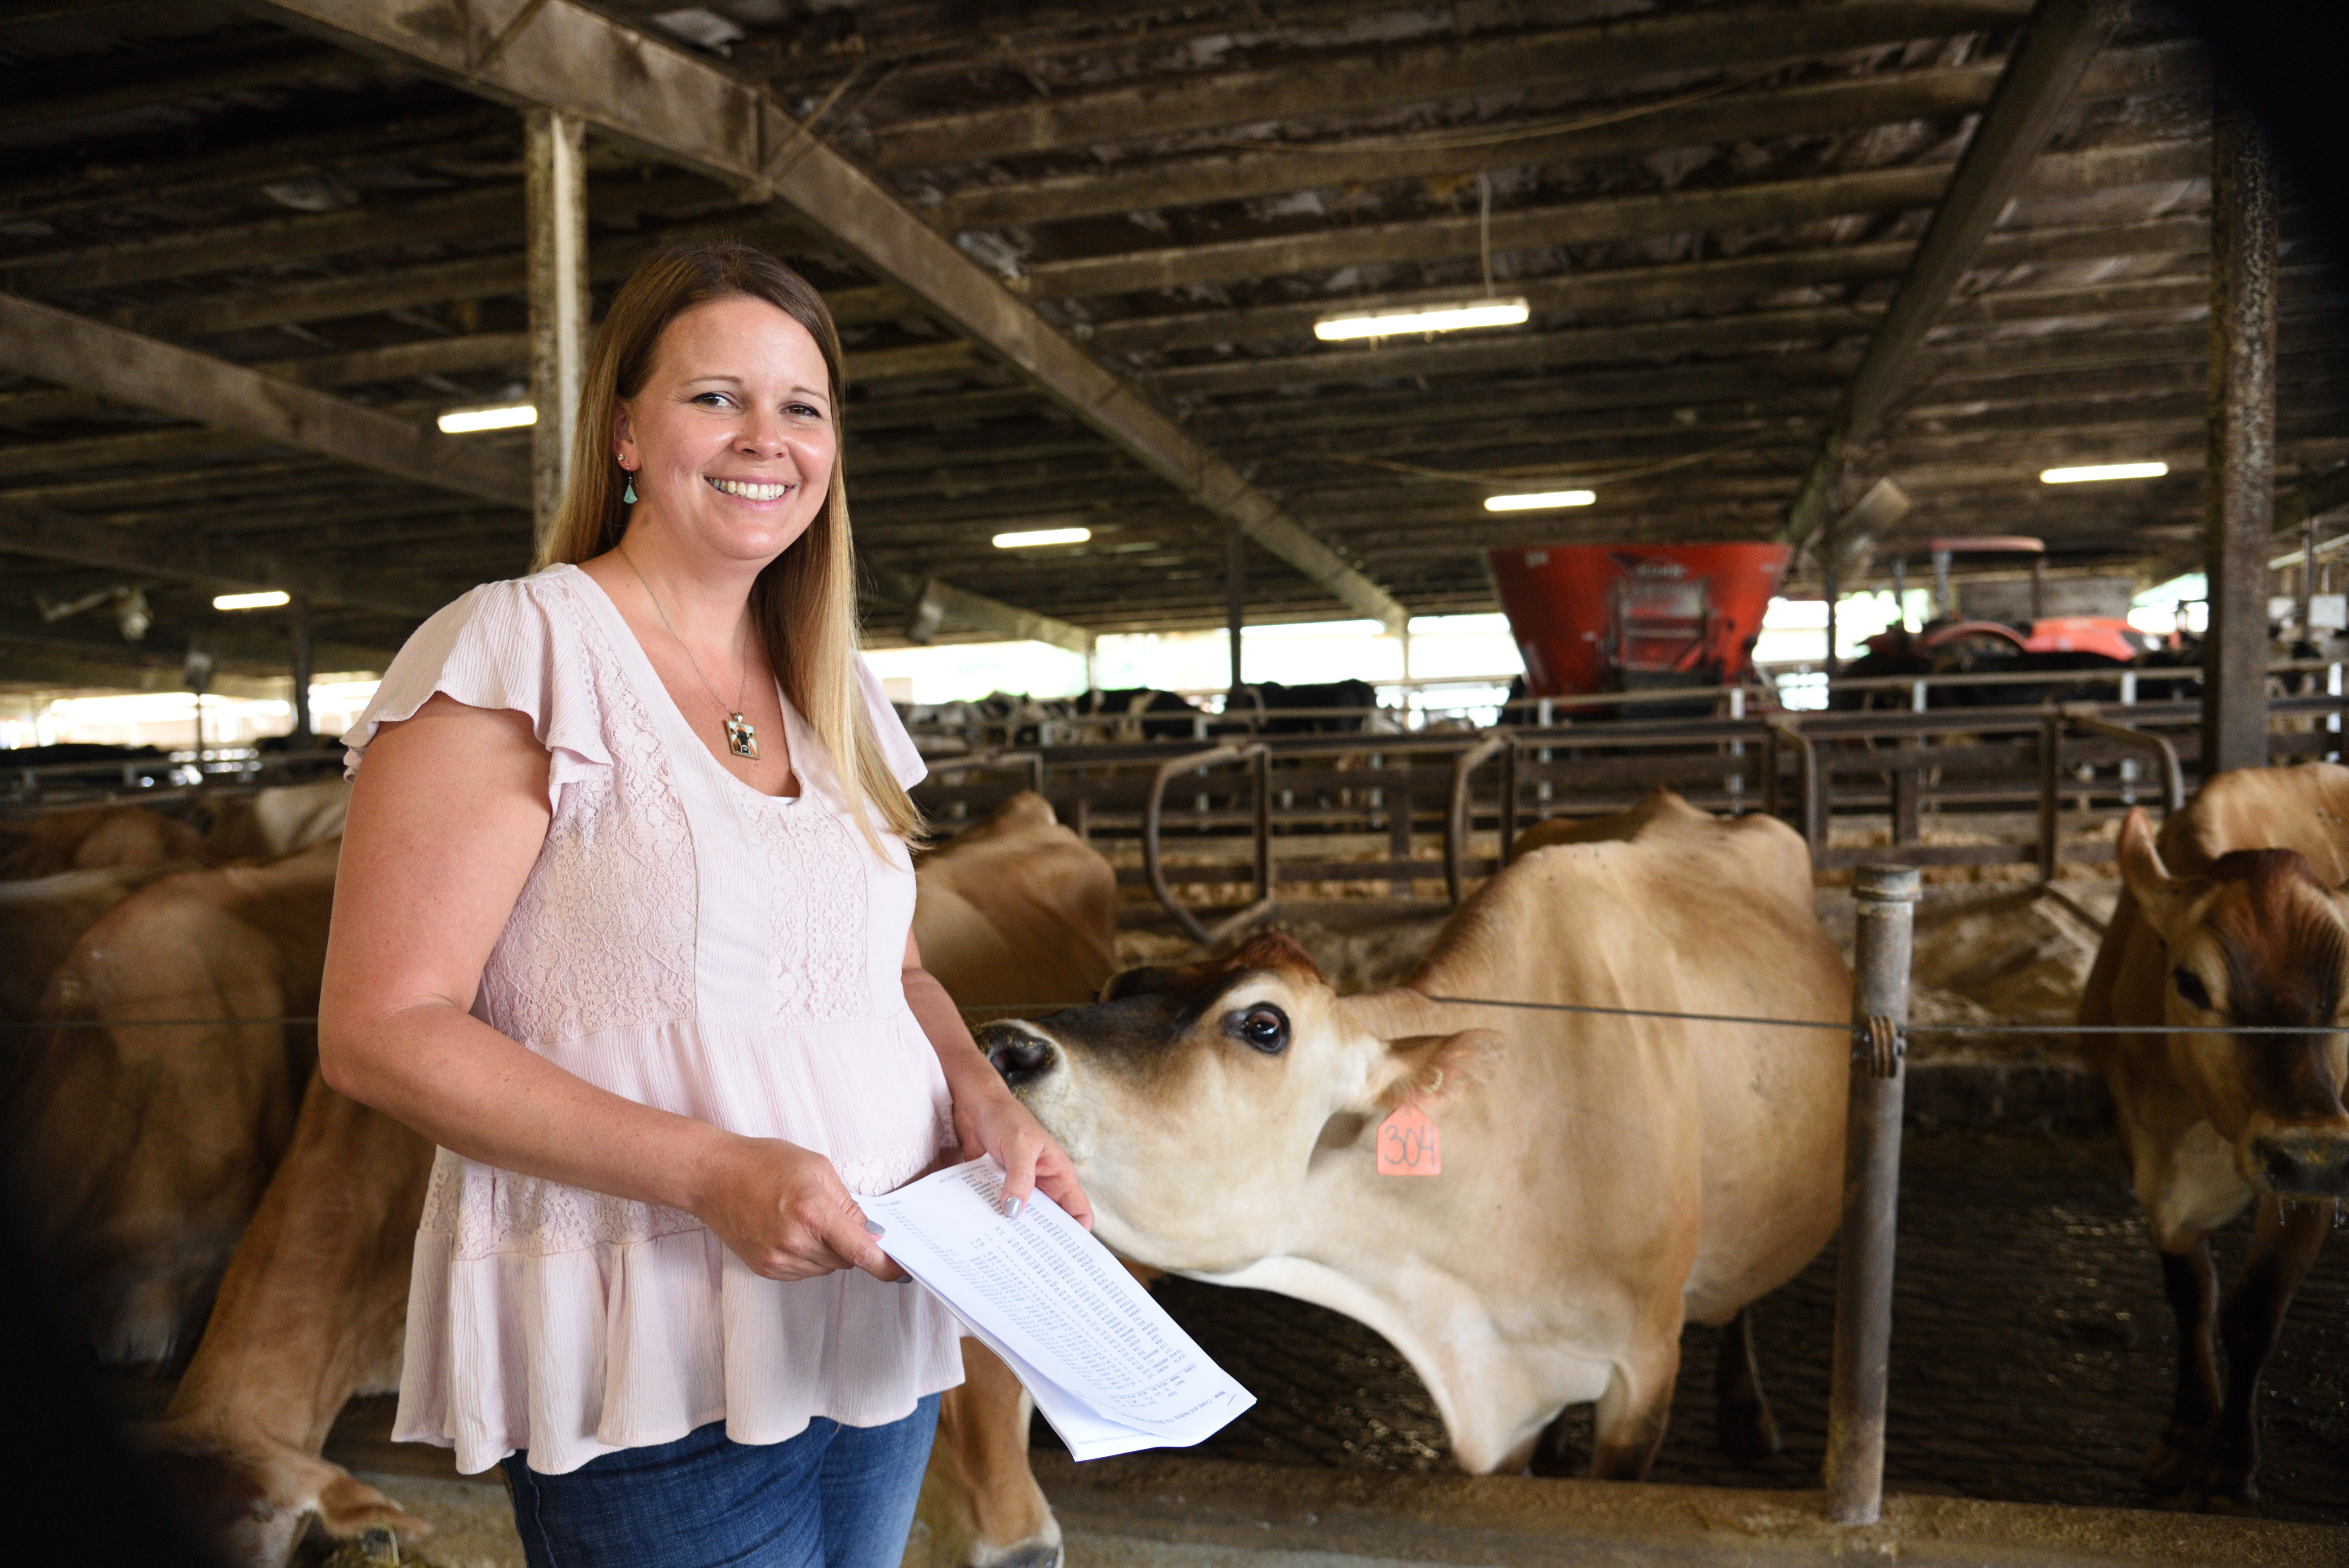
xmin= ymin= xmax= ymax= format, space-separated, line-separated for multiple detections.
xmin=1444 ymin=734 xmax=1508 ymax=905
xmin=1140 ymin=743 xmax=1267 ymax=946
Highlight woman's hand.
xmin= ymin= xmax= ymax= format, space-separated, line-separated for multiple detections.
xmin=690 ymin=1134 xmax=905 ymax=1282
xmin=946 ymin=1067 xmax=1094 ymax=1231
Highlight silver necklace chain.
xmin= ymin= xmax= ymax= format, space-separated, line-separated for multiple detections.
xmin=617 ymin=541 xmax=752 ymax=726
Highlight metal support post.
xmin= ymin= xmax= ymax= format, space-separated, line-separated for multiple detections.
xmin=2299 ymin=513 xmax=2318 ymax=645
xmin=526 ymin=107 xmax=590 ymax=555
xmin=2203 ymin=85 xmax=2277 ymax=774
xmin=1892 ymin=767 xmax=1921 ymax=845
xmin=1226 ymin=520 xmax=1246 ymax=700
xmin=1891 ymin=558 xmax=1908 ymax=629
xmin=1823 ymin=549 xmax=1841 ymax=679
xmin=2030 ymin=556 xmax=2046 ymax=621
xmin=288 ymin=592 xmax=314 ymax=744
xmin=1825 ymin=863 xmax=1918 ymax=1526
xmin=2037 ymin=715 xmax=2062 ymax=881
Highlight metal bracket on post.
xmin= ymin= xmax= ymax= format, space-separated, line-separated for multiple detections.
xmin=1826 ymin=863 xmax=1918 ymax=1526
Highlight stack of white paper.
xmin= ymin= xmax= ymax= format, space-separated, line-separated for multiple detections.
xmin=858 ymin=1158 xmax=1255 ymax=1459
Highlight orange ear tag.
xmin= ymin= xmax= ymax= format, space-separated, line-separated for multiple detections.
xmin=1376 ymin=1103 xmax=1440 ymax=1176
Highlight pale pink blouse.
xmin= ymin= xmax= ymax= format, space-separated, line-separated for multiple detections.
xmin=342 ymin=562 xmax=962 ymax=1476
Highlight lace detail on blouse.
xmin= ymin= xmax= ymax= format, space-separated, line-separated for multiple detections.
xmin=750 ymin=802 xmax=870 ymax=1023
xmin=478 ymin=578 xmax=696 ymax=1043
xmin=420 ymin=1153 xmax=702 ymax=1263
xmin=420 ymin=1119 xmax=950 ymax=1262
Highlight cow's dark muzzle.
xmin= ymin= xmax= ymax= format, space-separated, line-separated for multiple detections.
xmin=976 ymin=1022 xmax=1059 ymax=1090
xmin=2251 ymin=1129 xmax=2349 ymax=1198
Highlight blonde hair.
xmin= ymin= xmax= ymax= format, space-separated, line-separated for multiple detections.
xmin=535 ymin=239 xmax=922 ymax=851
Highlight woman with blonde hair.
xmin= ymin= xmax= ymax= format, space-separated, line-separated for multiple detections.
xmin=319 ymin=238 xmax=1088 ymax=1567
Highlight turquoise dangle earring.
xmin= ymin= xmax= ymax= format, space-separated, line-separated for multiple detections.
xmin=621 ymin=458 xmax=637 ymax=505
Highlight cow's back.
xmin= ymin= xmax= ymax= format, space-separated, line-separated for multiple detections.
xmin=914 ymin=792 xmax=1116 ymax=1007
xmin=1418 ymin=793 xmax=1848 ymax=1323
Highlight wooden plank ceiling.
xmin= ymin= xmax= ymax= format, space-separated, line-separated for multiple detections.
xmin=2 ymin=0 xmax=2342 ymax=687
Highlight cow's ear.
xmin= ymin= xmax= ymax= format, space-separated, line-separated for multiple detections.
xmin=1373 ymin=1029 xmax=1502 ymax=1113
xmin=2118 ymin=807 xmax=2186 ymax=944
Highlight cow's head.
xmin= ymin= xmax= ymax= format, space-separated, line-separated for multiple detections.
xmin=2119 ymin=807 xmax=2349 ymax=1197
xmin=972 ymin=934 xmax=1494 ymax=1272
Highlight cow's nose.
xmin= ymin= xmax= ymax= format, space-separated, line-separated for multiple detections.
xmin=2251 ymin=1130 xmax=2349 ymax=1197
xmin=978 ymin=1026 xmax=1058 ymax=1089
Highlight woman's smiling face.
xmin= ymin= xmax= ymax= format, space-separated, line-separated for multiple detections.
xmin=613 ymin=293 xmax=839 ymax=566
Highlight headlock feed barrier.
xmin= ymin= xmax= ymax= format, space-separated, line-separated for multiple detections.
xmin=20 ymin=887 xmax=2345 ymax=1526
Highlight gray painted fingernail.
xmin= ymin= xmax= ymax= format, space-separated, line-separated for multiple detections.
xmin=1004 ymin=1196 xmax=1025 ymax=1220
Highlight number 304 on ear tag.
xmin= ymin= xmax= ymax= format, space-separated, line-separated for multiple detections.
xmin=1376 ymin=1103 xmax=1440 ymax=1176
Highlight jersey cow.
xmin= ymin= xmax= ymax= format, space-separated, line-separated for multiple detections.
xmin=2082 ymin=762 xmax=2349 ymax=1510
xmin=4 ymin=840 xmax=340 ymax=1368
xmin=977 ymin=791 xmax=1850 ymax=1477
xmin=127 ymin=792 xmax=1113 ymax=1568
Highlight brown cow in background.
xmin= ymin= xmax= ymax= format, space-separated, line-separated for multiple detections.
xmin=2083 ymin=761 xmax=2349 ymax=1511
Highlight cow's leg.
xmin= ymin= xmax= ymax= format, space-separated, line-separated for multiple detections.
xmin=143 ymin=1072 xmax=434 ymax=1568
xmin=909 ymin=1341 xmax=1061 ymax=1568
xmin=2183 ymin=1195 xmax=2331 ymax=1513
xmin=1713 ymin=1304 xmax=1780 ymax=1458
xmin=1589 ymin=1324 xmax=1682 ymax=1481
xmin=2143 ymin=1235 xmax=2221 ymax=1491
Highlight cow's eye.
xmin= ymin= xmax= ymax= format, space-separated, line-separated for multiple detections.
xmin=1227 ymin=1003 xmax=1289 ymax=1055
xmin=2173 ymin=968 xmax=2213 ymax=1011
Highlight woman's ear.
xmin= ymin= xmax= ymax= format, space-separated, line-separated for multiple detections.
xmin=611 ymin=401 xmax=636 ymax=467
xmin=2118 ymin=807 xmax=2186 ymax=946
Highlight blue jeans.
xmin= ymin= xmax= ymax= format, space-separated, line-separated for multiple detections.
xmin=500 ymin=1397 xmax=940 ymax=1568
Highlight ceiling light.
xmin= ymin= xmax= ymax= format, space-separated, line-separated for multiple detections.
xmin=1484 ymin=490 xmax=1595 ymax=512
xmin=436 ymin=403 xmax=537 ymax=434
xmin=213 ymin=590 xmax=291 ymax=610
xmin=993 ymin=527 xmax=1092 ymax=549
xmin=2039 ymin=461 xmax=2168 ymax=484
xmin=1315 ymin=297 xmax=1530 ymax=342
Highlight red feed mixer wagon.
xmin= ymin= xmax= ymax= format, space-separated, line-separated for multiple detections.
xmin=1488 ymin=543 xmax=1791 ymax=711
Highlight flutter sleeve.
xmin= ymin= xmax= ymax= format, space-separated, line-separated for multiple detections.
xmin=855 ymin=656 xmax=926 ymax=791
xmin=341 ymin=574 xmax=611 ymax=813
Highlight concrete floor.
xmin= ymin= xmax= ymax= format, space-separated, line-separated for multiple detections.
xmin=341 ymin=1456 xmax=2347 ymax=1568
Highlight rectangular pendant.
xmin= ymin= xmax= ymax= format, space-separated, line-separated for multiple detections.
xmin=724 ymin=714 xmax=759 ymax=759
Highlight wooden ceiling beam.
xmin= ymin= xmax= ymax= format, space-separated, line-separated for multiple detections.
xmin=0 ymin=606 xmax=392 ymax=676
xmin=0 ymin=105 xmax=512 ymax=224
xmin=0 ymin=35 xmax=348 ymax=133
xmin=0 ymin=507 xmax=453 ymax=619
xmin=1 ymin=172 xmax=747 ymax=297
xmin=1152 ymin=303 xmax=1876 ymax=396
xmin=866 ymin=0 xmax=2032 ymax=171
xmin=115 ymin=222 xmax=887 ymax=341
xmin=942 ymin=40 xmax=2200 ymax=231
xmin=1781 ymin=0 xmax=2117 ymax=544
xmin=248 ymin=0 xmax=1405 ymax=628
xmin=1086 ymin=215 xmax=2214 ymax=356
xmin=0 ymin=293 xmax=531 ymax=509
xmin=1018 ymin=139 xmax=2204 ymax=300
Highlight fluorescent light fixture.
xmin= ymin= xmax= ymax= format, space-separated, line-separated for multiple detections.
xmin=993 ymin=527 xmax=1092 ymax=549
xmin=436 ymin=403 xmax=537 ymax=434
xmin=1315 ymin=297 xmax=1530 ymax=342
xmin=2039 ymin=460 xmax=2168 ymax=484
xmin=212 ymin=590 xmax=291 ymax=611
xmin=1484 ymin=489 xmax=1596 ymax=512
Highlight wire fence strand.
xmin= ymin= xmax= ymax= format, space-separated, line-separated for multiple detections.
xmin=4 ymin=1001 xmax=2337 ymax=1038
